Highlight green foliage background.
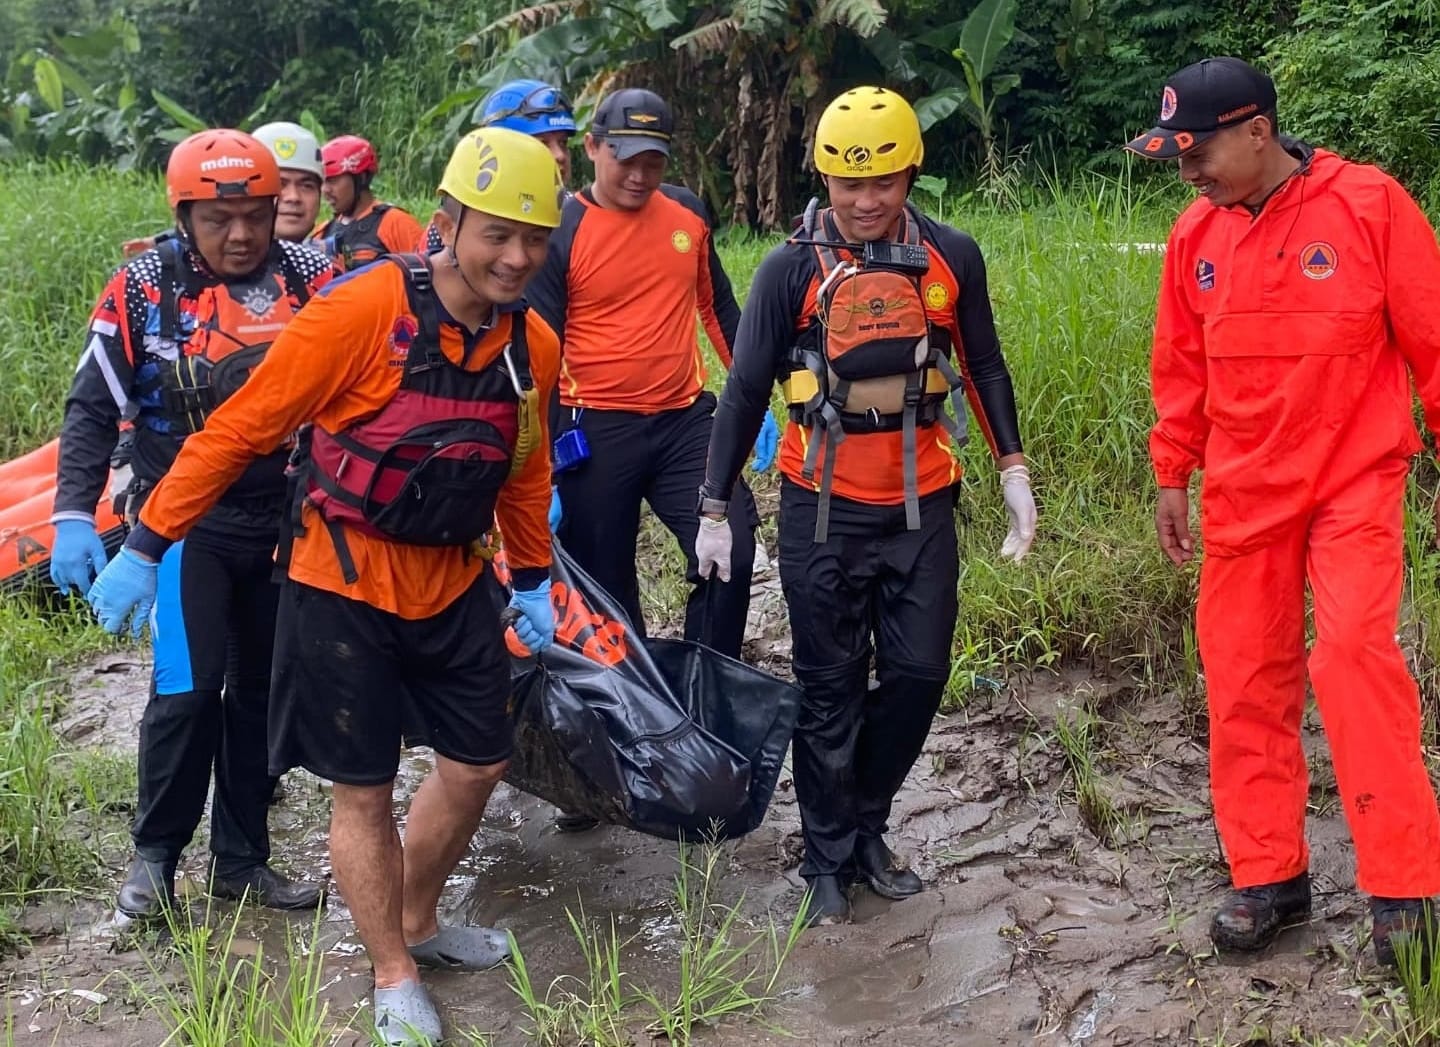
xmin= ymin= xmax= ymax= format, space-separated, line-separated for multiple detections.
xmin=5 ymin=0 xmax=1440 ymax=220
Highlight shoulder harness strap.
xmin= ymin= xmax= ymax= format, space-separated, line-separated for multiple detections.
xmin=157 ymin=238 xmax=189 ymax=342
xmin=387 ymin=253 xmax=443 ymax=369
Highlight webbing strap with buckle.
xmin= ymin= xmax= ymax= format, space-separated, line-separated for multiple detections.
xmin=900 ymin=371 xmax=925 ymax=531
xmin=932 ymin=354 xmax=969 ymax=449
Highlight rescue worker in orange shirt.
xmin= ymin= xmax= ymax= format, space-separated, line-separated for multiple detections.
xmin=51 ymin=129 xmax=331 ymax=920
xmin=697 ymin=88 xmax=1035 ymax=926
xmin=85 ymin=127 xmax=563 ymax=1047
xmin=314 ymin=134 xmax=424 ymax=271
xmin=1129 ymin=57 xmax=1440 ymax=965
xmin=526 ymin=87 xmax=761 ymax=661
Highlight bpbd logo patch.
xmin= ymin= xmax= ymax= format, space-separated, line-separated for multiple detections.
xmin=1195 ymin=258 xmax=1215 ymax=292
xmin=389 ymin=316 xmax=418 ymax=363
xmin=1299 ymin=241 xmax=1338 ymax=280
xmin=1160 ymin=85 xmax=1178 ymax=122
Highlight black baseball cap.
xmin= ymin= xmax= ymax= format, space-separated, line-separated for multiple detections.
xmin=1125 ymin=57 xmax=1278 ymax=159
xmin=590 ymin=88 xmax=673 ymax=159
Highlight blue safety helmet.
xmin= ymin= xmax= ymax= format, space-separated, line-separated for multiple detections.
xmin=479 ymin=79 xmax=577 ymax=138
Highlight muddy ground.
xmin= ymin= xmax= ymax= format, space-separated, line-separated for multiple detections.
xmin=0 ymin=560 xmax=1420 ymax=1047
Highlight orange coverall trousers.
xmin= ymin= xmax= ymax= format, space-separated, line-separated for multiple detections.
xmin=1197 ymin=457 xmax=1440 ymax=897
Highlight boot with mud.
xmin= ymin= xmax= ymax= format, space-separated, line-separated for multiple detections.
xmin=855 ymin=835 xmax=923 ymax=899
xmin=1371 ymin=897 xmax=1439 ymax=970
xmin=208 ymin=863 xmax=325 ymax=910
xmin=800 ymin=874 xmax=852 ymax=927
xmin=1209 ymin=871 xmax=1311 ymax=951
xmin=116 ymin=855 xmax=177 ymax=919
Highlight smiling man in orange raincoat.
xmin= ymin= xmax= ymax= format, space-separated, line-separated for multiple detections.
xmin=1129 ymin=56 xmax=1440 ymax=967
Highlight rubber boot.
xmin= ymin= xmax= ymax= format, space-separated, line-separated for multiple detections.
xmin=554 ymin=811 xmax=600 ymax=833
xmin=855 ymin=835 xmax=923 ymax=899
xmin=799 ymin=874 xmax=851 ymax=927
xmin=208 ymin=863 xmax=325 ymax=910
xmin=116 ymin=855 xmax=177 ymax=920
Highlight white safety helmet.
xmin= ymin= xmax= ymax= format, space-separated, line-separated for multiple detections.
xmin=251 ymin=121 xmax=324 ymax=180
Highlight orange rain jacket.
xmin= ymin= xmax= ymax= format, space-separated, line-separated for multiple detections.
xmin=1151 ymin=147 xmax=1440 ymax=555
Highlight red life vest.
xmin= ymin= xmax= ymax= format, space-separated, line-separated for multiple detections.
xmin=300 ymin=254 xmax=537 ymax=583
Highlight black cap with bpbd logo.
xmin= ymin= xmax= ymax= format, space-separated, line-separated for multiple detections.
xmin=1125 ymin=57 xmax=1278 ymax=159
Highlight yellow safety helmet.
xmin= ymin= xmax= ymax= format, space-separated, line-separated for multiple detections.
xmin=438 ymin=126 xmax=564 ymax=228
xmin=813 ymin=86 xmax=924 ymax=178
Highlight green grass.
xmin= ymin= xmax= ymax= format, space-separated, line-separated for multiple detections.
xmin=0 ymin=597 xmax=133 ymax=938
xmin=0 ymin=162 xmax=168 ymax=461
xmin=686 ymin=174 xmax=1196 ymax=697
xmin=135 ymin=901 xmax=338 ymax=1047
xmin=500 ymin=842 xmax=805 ymax=1047
xmin=0 ymin=165 xmax=1433 ymax=752
xmin=0 ymin=163 xmax=1202 ymax=694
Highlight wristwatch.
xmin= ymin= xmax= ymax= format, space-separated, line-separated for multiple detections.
xmin=696 ymin=489 xmax=729 ymax=519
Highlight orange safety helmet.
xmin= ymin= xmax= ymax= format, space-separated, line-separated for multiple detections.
xmin=166 ymin=129 xmax=282 ymax=210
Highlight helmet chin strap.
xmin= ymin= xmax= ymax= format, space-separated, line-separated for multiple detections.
xmin=446 ymin=208 xmax=491 ymax=307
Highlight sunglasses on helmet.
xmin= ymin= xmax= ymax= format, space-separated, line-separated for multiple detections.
xmin=485 ymin=85 xmax=574 ymax=125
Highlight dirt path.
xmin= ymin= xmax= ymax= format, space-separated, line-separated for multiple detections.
xmin=2 ymin=647 xmax=1412 ymax=1046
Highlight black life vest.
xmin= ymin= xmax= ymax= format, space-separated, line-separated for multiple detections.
xmin=315 ymin=203 xmax=394 ymax=272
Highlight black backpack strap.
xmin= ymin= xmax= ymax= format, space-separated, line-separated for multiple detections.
xmin=506 ymin=309 xmax=533 ymax=392
xmin=813 ymin=207 xmax=845 ymax=277
xmin=897 ymin=205 xmax=925 ymax=247
xmin=157 ymin=238 xmax=188 ymax=342
xmin=273 ymin=425 xmax=313 ymax=583
xmin=387 ymin=253 xmax=443 ymax=369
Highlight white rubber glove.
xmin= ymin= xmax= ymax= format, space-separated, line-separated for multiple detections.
xmin=1000 ymin=464 xmax=1037 ymax=562
xmin=695 ymin=516 xmax=733 ymax=583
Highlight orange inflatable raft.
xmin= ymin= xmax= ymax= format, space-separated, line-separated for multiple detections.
xmin=0 ymin=439 xmax=126 ymax=593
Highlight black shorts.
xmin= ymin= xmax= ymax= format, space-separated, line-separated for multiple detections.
xmin=268 ymin=571 xmax=513 ymax=785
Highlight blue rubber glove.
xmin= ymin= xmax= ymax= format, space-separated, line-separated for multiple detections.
xmin=750 ymin=411 xmax=779 ymax=473
xmin=87 ymin=548 xmax=159 ymax=638
xmin=548 ymin=487 xmax=562 ymax=534
xmin=508 ymin=582 xmax=555 ymax=654
xmin=50 ymin=519 xmax=110 ymax=597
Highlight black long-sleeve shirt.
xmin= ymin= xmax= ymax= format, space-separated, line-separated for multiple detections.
xmin=702 ymin=208 xmax=1022 ymax=505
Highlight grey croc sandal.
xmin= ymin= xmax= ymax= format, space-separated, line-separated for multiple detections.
xmin=373 ymin=979 xmax=441 ymax=1046
xmin=407 ymin=923 xmax=512 ymax=971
